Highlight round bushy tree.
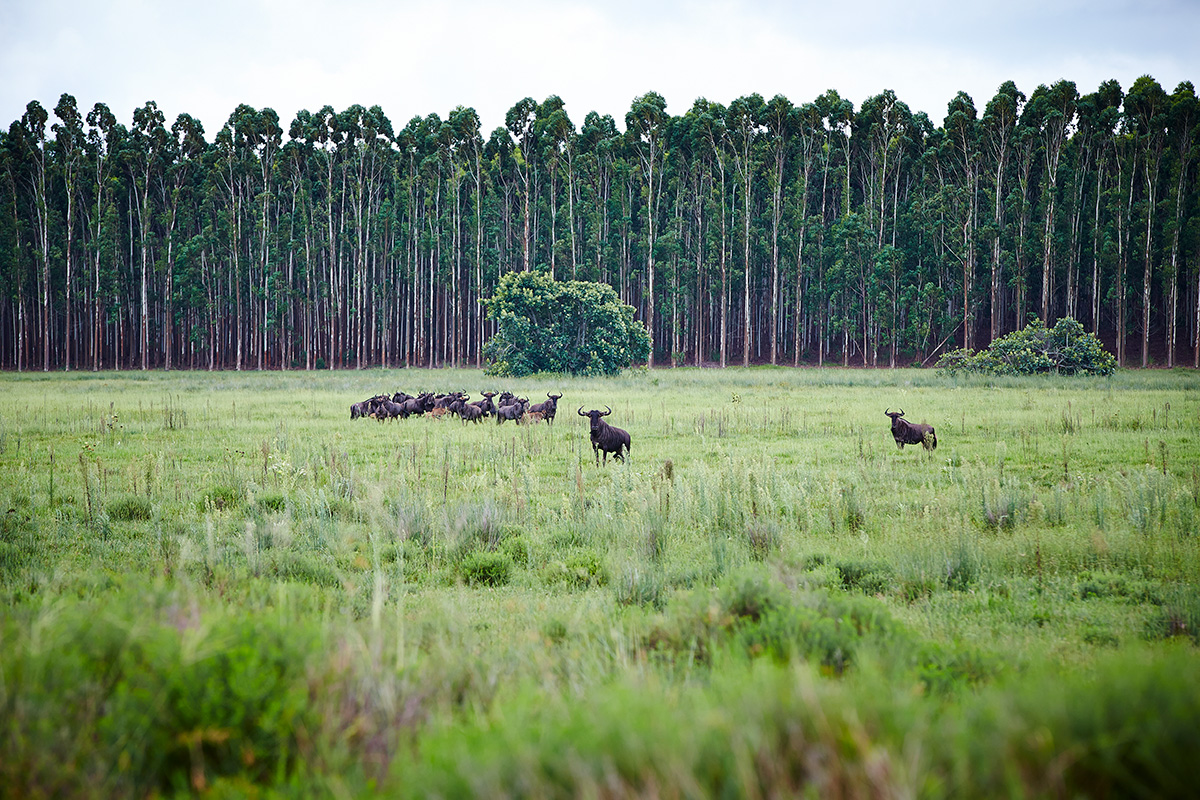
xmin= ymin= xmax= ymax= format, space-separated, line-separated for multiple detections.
xmin=483 ymin=271 xmax=651 ymax=376
xmin=936 ymin=318 xmax=1118 ymax=376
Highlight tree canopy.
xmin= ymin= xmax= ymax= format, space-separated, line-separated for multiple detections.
xmin=483 ymin=271 xmax=649 ymax=376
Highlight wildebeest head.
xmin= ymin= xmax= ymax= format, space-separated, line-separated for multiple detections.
xmin=578 ymin=405 xmax=611 ymax=433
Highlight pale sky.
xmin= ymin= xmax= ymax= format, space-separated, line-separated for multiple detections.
xmin=3 ymin=0 xmax=1198 ymax=139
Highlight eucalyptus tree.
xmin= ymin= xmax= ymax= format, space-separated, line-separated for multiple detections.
xmin=725 ymin=94 xmax=765 ymax=365
xmin=14 ymin=102 xmax=51 ymax=369
xmin=815 ymin=90 xmax=854 ymax=362
xmin=943 ymin=91 xmax=981 ymax=350
xmin=689 ymin=99 xmax=730 ymax=365
xmin=161 ymin=113 xmax=206 ymax=370
xmin=505 ymin=98 xmax=538 ymax=271
xmin=448 ymin=106 xmax=486 ymax=365
xmin=1026 ymin=81 xmax=1078 ymax=323
xmin=127 ymin=101 xmax=171 ymax=369
xmin=1125 ymin=75 xmax=1169 ymax=367
xmin=484 ymin=126 xmax=518 ymax=277
xmin=1163 ymin=82 xmax=1198 ymax=367
xmin=1074 ymin=81 xmax=1122 ymax=337
xmin=52 ymin=94 xmax=86 ymax=370
xmin=536 ymin=96 xmax=576 ymax=278
xmin=84 ymin=102 xmax=119 ymax=370
xmin=762 ymin=94 xmax=794 ymax=363
xmin=576 ymin=112 xmax=620 ymax=284
xmin=790 ymin=101 xmax=823 ymax=364
xmin=337 ymin=104 xmax=390 ymax=367
xmin=855 ymin=90 xmax=911 ymax=363
xmin=981 ymin=81 xmax=1023 ymax=341
xmin=626 ymin=91 xmax=669 ymax=367
xmin=0 ymin=125 xmax=29 ymax=369
xmin=285 ymin=110 xmax=321 ymax=368
xmin=246 ymin=107 xmax=282 ymax=370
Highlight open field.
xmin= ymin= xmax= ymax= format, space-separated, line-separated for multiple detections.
xmin=2 ymin=367 xmax=1200 ymax=797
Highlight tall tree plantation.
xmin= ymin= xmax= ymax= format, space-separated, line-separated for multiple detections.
xmin=2 ymin=77 xmax=1198 ymax=372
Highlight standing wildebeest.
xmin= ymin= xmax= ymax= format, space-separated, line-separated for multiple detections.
xmin=885 ymin=408 xmax=937 ymax=450
xmin=578 ymin=406 xmax=630 ymax=465
xmin=528 ymin=392 xmax=563 ymax=425
xmin=496 ymin=397 xmax=528 ymax=424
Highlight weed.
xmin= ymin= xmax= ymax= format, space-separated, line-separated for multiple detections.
xmin=106 ymin=494 xmax=152 ymax=522
xmin=459 ymin=551 xmax=514 ymax=587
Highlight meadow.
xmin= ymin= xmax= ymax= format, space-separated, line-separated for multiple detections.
xmin=2 ymin=366 xmax=1199 ymax=798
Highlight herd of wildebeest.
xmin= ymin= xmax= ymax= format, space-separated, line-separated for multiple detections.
xmin=349 ymin=391 xmax=936 ymax=466
xmin=350 ymin=390 xmax=632 ymax=464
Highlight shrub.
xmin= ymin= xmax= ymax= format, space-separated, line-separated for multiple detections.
xmin=835 ymin=560 xmax=893 ymax=594
xmin=614 ymin=565 xmax=665 ymax=609
xmin=544 ymin=550 xmax=608 ymax=589
xmin=257 ymin=492 xmax=286 ymax=513
xmin=199 ymin=485 xmax=241 ymax=512
xmin=106 ymin=495 xmax=152 ymax=521
xmin=460 ymin=551 xmax=514 ymax=587
xmin=1144 ymin=589 xmax=1200 ymax=644
xmin=936 ymin=317 xmax=1117 ymax=376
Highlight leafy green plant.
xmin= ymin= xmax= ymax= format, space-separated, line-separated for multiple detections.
xmin=199 ymin=485 xmax=241 ymax=512
xmin=106 ymin=495 xmax=152 ymax=522
xmin=483 ymin=270 xmax=650 ymax=376
xmin=937 ymin=317 xmax=1117 ymax=376
xmin=835 ymin=560 xmax=892 ymax=594
xmin=459 ymin=550 xmax=514 ymax=586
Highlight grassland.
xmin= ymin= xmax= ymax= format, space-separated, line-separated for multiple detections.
xmin=2 ymin=366 xmax=1199 ymax=798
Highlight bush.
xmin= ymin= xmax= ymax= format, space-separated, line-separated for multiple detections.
xmin=257 ymin=492 xmax=286 ymax=513
xmin=106 ymin=495 xmax=151 ymax=521
xmin=544 ymin=550 xmax=608 ymax=589
xmin=937 ymin=317 xmax=1117 ymax=376
xmin=483 ymin=270 xmax=650 ymax=376
xmin=460 ymin=551 xmax=514 ymax=587
xmin=835 ymin=560 xmax=893 ymax=594
xmin=199 ymin=485 xmax=241 ymax=512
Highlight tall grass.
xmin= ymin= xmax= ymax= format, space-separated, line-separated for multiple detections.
xmin=1 ymin=367 xmax=1199 ymax=795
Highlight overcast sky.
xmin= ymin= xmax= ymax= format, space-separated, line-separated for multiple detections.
xmin=3 ymin=0 xmax=1198 ymax=138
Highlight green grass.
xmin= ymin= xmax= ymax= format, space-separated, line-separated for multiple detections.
xmin=1 ymin=366 xmax=1199 ymax=797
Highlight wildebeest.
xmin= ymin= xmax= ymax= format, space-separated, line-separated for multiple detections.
xmin=496 ymin=397 xmax=528 ymax=424
xmin=528 ymin=392 xmax=563 ymax=425
xmin=578 ymin=406 xmax=630 ymax=465
xmin=885 ymin=408 xmax=937 ymax=450
xmin=470 ymin=391 xmax=498 ymax=418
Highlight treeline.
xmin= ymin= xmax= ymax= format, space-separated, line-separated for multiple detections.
xmin=2 ymin=77 xmax=1198 ymax=371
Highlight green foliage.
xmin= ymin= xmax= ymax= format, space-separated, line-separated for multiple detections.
xmin=199 ymin=485 xmax=241 ymax=512
xmin=937 ymin=317 xmax=1118 ymax=376
xmin=459 ymin=550 xmax=514 ymax=586
xmin=106 ymin=494 xmax=151 ymax=521
xmin=835 ymin=559 xmax=893 ymax=594
xmin=256 ymin=492 xmax=287 ymax=513
xmin=0 ymin=599 xmax=321 ymax=797
xmin=543 ymin=549 xmax=608 ymax=588
xmin=483 ymin=270 xmax=650 ymax=376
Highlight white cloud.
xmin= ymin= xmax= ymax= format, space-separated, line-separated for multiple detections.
xmin=2 ymin=0 xmax=1197 ymax=137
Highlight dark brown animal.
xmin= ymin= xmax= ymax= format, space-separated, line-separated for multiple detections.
xmin=528 ymin=392 xmax=563 ymax=425
xmin=578 ymin=406 xmax=630 ymax=465
xmin=885 ymin=408 xmax=937 ymax=450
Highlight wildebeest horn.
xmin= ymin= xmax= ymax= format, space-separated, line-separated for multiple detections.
xmin=602 ymin=406 xmax=611 ymax=416
xmin=577 ymin=406 xmax=587 ymax=416
xmin=885 ymin=407 xmax=891 ymax=415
